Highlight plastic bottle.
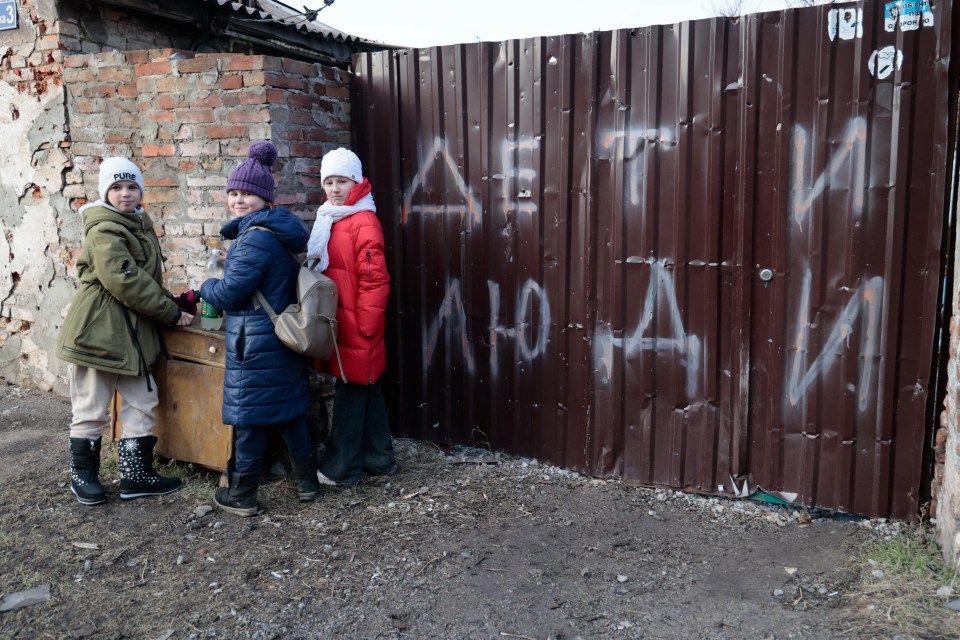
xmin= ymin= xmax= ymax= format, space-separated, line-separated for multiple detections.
xmin=200 ymin=250 xmax=224 ymax=331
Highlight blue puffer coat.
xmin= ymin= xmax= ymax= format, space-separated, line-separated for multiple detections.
xmin=199 ymin=208 xmax=311 ymax=428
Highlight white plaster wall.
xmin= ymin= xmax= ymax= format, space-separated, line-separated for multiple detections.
xmin=0 ymin=2 xmax=74 ymax=395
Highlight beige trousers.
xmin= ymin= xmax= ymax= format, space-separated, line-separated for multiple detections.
xmin=68 ymin=365 xmax=158 ymax=440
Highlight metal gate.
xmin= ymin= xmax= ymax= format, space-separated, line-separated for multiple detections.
xmin=351 ymin=1 xmax=953 ymax=519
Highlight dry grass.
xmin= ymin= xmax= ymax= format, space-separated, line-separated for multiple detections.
xmin=841 ymin=523 xmax=960 ymax=639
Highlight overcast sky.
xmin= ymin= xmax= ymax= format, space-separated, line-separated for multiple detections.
xmin=301 ymin=0 xmax=825 ymax=48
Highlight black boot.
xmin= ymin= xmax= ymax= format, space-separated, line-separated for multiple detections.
xmin=69 ymin=437 xmax=106 ymax=506
xmin=289 ymin=454 xmax=320 ymax=501
xmin=215 ymin=471 xmax=260 ymax=516
xmin=117 ymin=436 xmax=182 ymax=500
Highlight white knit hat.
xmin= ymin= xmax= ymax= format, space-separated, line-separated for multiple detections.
xmin=320 ymin=148 xmax=362 ymax=183
xmin=98 ymin=157 xmax=145 ymax=201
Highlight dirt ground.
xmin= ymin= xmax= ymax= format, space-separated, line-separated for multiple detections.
xmin=0 ymin=380 xmax=916 ymax=639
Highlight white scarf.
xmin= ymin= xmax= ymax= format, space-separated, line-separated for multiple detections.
xmin=306 ymin=192 xmax=376 ymax=272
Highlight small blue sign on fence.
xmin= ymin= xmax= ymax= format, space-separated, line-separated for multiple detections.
xmin=0 ymin=0 xmax=18 ymax=31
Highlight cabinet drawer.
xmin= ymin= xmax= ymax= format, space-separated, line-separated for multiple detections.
xmin=162 ymin=324 xmax=225 ymax=368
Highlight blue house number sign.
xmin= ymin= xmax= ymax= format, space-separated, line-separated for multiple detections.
xmin=0 ymin=0 xmax=17 ymax=31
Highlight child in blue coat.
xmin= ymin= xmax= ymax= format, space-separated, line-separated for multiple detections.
xmin=199 ymin=142 xmax=320 ymax=516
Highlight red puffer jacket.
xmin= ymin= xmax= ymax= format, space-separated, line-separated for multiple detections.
xmin=316 ymin=179 xmax=390 ymax=383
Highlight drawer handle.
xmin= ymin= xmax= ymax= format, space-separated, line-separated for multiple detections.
xmin=209 ymin=346 xmax=217 ymax=354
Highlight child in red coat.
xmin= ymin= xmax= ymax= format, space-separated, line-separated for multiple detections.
xmin=307 ymin=148 xmax=396 ymax=485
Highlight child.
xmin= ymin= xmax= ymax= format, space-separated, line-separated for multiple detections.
xmin=57 ymin=157 xmax=193 ymax=505
xmin=199 ymin=141 xmax=319 ymax=516
xmin=306 ymin=148 xmax=396 ymax=486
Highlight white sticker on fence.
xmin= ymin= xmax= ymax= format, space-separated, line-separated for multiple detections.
xmin=827 ymin=6 xmax=863 ymax=41
xmin=884 ymin=0 xmax=934 ymax=33
xmin=868 ymin=46 xmax=903 ymax=80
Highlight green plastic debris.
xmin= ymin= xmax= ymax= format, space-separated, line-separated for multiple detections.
xmin=749 ymin=490 xmax=795 ymax=506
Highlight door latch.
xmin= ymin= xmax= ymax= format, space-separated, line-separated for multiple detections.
xmin=758 ymin=267 xmax=775 ymax=288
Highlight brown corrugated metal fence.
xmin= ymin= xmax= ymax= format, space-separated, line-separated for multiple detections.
xmin=351 ymin=1 xmax=953 ymax=520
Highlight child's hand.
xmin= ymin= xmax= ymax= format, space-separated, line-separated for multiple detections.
xmin=175 ymin=312 xmax=194 ymax=327
xmin=171 ymin=290 xmax=198 ymax=315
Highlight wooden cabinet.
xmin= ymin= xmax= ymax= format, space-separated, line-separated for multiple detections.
xmin=111 ymin=323 xmax=232 ymax=472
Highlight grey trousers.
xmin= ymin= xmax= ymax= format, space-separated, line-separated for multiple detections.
xmin=69 ymin=364 xmax=157 ymax=440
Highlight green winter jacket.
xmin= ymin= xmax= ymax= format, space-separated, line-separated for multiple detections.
xmin=57 ymin=202 xmax=180 ymax=376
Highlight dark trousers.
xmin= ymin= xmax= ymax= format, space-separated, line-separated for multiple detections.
xmin=318 ymin=379 xmax=395 ymax=485
xmin=234 ymin=415 xmax=312 ymax=474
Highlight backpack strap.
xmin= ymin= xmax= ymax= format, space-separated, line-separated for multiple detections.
xmin=253 ymin=289 xmax=279 ymax=319
xmin=242 ymin=225 xmax=319 ymax=270
xmin=243 ymin=225 xmax=299 ymax=260
xmin=241 ymin=225 xmax=292 ymax=311
xmin=238 ymin=226 xmax=276 ymax=310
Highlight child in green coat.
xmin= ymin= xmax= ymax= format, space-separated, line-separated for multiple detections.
xmin=57 ymin=157 xmax=193 ymax=505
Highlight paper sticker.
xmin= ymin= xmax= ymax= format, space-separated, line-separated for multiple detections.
xmin=868 ymin=46 xmax=903 ymax=80
xmin=884 ymin=0 xmax=934 ymax=32
xmin=828 ymin=6 xmax=863 ymax=41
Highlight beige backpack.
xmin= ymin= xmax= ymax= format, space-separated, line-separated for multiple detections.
xmin=245 ymin=226 xmax=345 ymax=379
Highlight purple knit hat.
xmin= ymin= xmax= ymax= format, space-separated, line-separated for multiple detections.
xmin=227 ymin=141 xmax=277 ymax=202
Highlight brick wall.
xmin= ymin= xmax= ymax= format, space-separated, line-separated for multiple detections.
xmin=63 ymin=49 xmax=350 ymax=290
xmin=0 ymin=0 xmax=352 ymax=394
xmin=57 ymin=2 xmax=194 ymax=54
xmin=0 ymin=0 xmax=205 ymax=392
xmin=0 ymin=1 xmax=191 ymax=94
